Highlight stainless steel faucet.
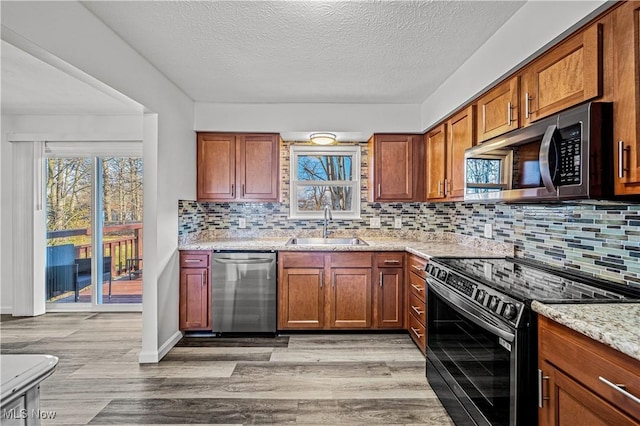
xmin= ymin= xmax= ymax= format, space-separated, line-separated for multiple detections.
xmin=322 ymin=205 xmax=333 ymax=238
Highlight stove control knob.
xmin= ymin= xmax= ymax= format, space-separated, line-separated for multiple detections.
xmin=489 ymin=296 xmax=500 ymax=312
xmin=503 ymin=303 xmax=518 ymax=320
xmin=475 ymin=289 xmax=487 ymax=304
xmin=438 ymin=270 xmax=448 ymax=281
xmin=430 ymin=266 xmax=439 ymax=277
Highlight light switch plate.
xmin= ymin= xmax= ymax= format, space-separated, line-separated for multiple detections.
xmin=484 ymin=223 xmax=493 ymax=239
xmin=394 ymin=217 xmax=402 ymax=229
xmin=370 ymin=217 xmax=381 ymax=229
xmin=238 ymin=218 xmax=246 ymax=229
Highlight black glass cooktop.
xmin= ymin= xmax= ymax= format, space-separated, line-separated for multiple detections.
xmin=430 ymin=257 xmax=640 ymax=304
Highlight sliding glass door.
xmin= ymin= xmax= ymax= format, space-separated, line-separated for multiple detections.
xmin=45 ymin=156 xmax=143 ymax=307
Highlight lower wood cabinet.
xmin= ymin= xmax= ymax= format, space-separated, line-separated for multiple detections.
xmin=179 ymin=251 xmax=211 ymax=331
xmin=406 ymin=254 xmax=427 ymax=355
xmin=373 ymin=252 xmax=405 ymax=328
xmin=538 ymin=316 xmax=640 ymax=425
xmin=278 ymin=251 xmax=404 ymax=331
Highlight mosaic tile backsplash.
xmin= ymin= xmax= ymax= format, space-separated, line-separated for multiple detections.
xmin=179 ymin=140 xmax=640 ymax=289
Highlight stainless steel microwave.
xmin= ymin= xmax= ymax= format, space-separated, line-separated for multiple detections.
xmin=464 ymin=102 xmax=613 ymax=202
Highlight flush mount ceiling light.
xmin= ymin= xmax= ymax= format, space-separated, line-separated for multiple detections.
xmin=309 ymin=132 xmax=337 ymax=145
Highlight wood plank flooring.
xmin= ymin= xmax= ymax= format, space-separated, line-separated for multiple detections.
xmin=0 ymin=313 xmax=453 ymax=425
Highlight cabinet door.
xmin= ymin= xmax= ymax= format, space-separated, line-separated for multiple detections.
xmin=278 ymin=268 xmax=324 ymax=329
xmin=425 ymin=124 xmax=447 ymax=200
xmin=613 ymin=2 xmax=640 ymax=195
xmin=476 ymin=76 xmax=519 ymax=142
xmin=375 ymin=266 xmax=404 ymax=328
xmin=522 ymin=24 xmax=602 ymax=125
xmin=197 ymin=133 xmax=236 ymax=201
xmin=539 ymin=362 xmax=639 ymax=426
xmin=446 ymin=105 xmax=475 ymax=199
xmin=329 ymin=268 xmax=372 ymax=328
xmin=179 ymin=267 xmax=210 ymax=330
xmin=237 ymin=134 xmax=280 ymax=201
xmin=370 ymin=134 xmax=422 ymax=201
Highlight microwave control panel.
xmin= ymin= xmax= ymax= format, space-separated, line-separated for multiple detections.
xmin=558 ymin=126 xmax=581 ymax=186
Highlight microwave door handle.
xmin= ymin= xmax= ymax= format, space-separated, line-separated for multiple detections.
xmin=539 ymin=124 xmax=558 ymax=194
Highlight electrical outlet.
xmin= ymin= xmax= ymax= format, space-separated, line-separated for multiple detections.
xmin=370 ymin=217 xmax=381 ymax=229
xmin=238 ymin=218 xmax=246 ymax=229
xmin=394 ymin=217 xmax=402 ymax=229
xmin=484 ymin=223 xmax=493 ymax=239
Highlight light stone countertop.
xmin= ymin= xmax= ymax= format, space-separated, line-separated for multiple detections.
xmin=178 ymin=233 xmax=513 ymax=259
xmin=532 ymin=301 xmax=640 ymax=361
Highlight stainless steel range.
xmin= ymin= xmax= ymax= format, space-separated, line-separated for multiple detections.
xmin=425 ymin=256 xmax=640 ymax=426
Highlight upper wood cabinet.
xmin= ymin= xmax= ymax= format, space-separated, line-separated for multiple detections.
xmin=521 ymin=24 xmax=602 ymax=126
xmin=426 ymin=106 xmax=475 ymax=201
xmin=197 ymin=133 xmax=280 ymax=202
xmin=368 ymin=134 xmax=425 ymax=202
xmin=612 ymin=2 xmax=640 ymax=196
xmin=476 ymin=76 xmax=519 ymax=143
xmin=425 ymin=124 xmax=447 ymax=200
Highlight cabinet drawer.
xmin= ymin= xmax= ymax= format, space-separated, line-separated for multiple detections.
xmin=331 ymin=252 xmax=372 ymax=268
xmin=540 ymin=317 xmax=640 ymax=420
xmin=408 ymin=312 xmax=426 ymax=354
xmin=408 ymin=271 xmax=426 ymax=302
xmin=407 ymin=254 xmax=427 ymax=279
xmin=180 ymin=252 xmax=210 ymax=268
xmin=375 ymin=252 xmax=404 ymax=268
xmin=280 ymin=252 xmax=324 ymax=268
xmin=408 ymin=292 xmax=426 ymax=325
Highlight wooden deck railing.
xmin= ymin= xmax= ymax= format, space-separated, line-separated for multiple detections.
xmin=47 ymin=223 xmax=142 ymax=277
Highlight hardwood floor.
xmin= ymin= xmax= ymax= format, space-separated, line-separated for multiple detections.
xmin=0 ymin=313 xmax=453 ymax=425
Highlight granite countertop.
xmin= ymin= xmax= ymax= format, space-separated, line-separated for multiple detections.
xmin=178 ymin=233 xmax=514 ymax=259
xmin=532 ymin=301 xmax=640 ymax=361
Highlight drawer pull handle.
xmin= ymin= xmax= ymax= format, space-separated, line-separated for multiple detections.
xmin=411 ymin=305 xmax=423 ymax=316
xmin=379 ymin=271 xmax=383 ymax=287
xmin=538 ymin=369 xmax=550 ymax=408
xmin=599 ymin=376 xmax=640 ymax=405
xmin=184 ymin=259 xmax=201 ymax=263
xmin=410 ymin=327 xmax=424 ymax=339
xmin=383 ymin=260 xmax=400 ymax=265
xmin=618 ymin=141 xmax=631 ymax=179
xmin=411 ymin=284 xmax=423 ymax=292
xmin=411 ymin=265 xmax=422 ymax=271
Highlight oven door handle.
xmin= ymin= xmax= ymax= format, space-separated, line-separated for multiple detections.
xmin=427 ymin=278 xmax=515 ymax=343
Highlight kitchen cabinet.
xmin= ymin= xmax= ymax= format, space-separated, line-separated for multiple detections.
xmin=278 ymin=252 xmax=325 ymax=329
xmin=521 ymin=24 xmax=602 ymax=126
xmin=329 ymin=252 xmax=372 ymax=329
xmin=538 ymin=316 xmax=640 ymax=425
xmin=406 ymin=254 xmax=427 ymax=355
xmin=197 ymin=132 xmax=280 ymax=202
xmin=612 ymin=1 xmax=640 ymax=196
xmin=279 ymin=251 xmax=407 ymax=331
xmin=368 ymin=134 xmax=425 ymax=202
xmin=476 ymin=76 xmax=519 ymax=143
xmin=373 ymin=252 xmax=405 ymax=329
xmin=179 ymin=251 xmax=211 ymax=331
xmin=426 ymin=106 xmax=475 ymax=201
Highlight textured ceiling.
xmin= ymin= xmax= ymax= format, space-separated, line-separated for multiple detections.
xmin=83 ymin=0 xmax=526 ymax=104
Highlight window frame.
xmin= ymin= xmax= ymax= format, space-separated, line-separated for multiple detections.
xmin=289 ymin=144 xmax=361 ymax=219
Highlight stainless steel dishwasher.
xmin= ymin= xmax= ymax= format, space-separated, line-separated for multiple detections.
xmin=210 ymin=251 xmax=276 ymax=334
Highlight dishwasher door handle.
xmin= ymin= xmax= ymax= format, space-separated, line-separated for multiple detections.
xmin=213 ymin=258 xmax=274 ymax=265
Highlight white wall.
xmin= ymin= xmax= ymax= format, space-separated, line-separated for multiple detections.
xmin=420 ymin=0 xmax=610 ymax=131
xmin=2 ymin=1 xmax=195 ymax=362
xmin=195 ymin=102 xmax=422 ymax=140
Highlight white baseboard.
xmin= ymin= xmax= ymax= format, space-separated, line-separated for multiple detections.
xmin=138 ymin=330 xmax=183 ymax=364
xmin=0 ymin=305 xmax=13 ymax=315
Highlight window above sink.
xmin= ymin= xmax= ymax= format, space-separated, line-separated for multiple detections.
xmin=289 ymin=145 xmax=361 ymax=219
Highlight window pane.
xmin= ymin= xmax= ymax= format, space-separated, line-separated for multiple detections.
xmin=297 ymin=155 xmax=353 ymax=181
xmin=296 ymin=185 xmax=354 ymax=212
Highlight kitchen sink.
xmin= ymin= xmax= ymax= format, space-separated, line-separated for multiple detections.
xmin=285 ymin=237 xmax=369 ymax=246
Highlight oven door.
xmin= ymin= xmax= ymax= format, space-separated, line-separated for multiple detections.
xmin=427 ymin=278 xmax=516 ymax=426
